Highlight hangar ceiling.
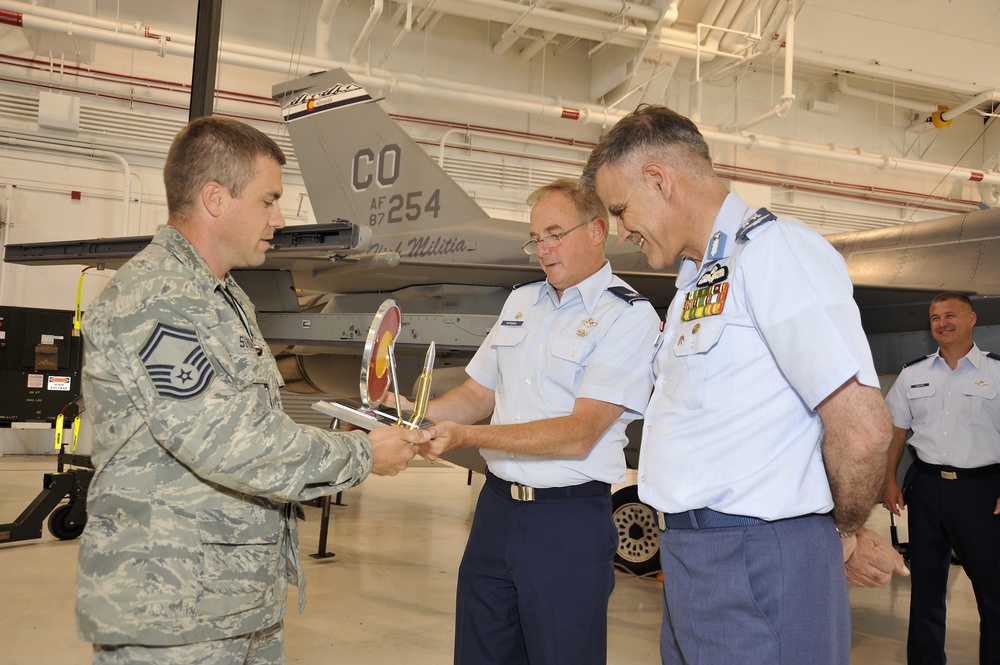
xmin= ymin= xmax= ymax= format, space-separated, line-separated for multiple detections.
xmin=0 ymin=0 xmax=999 ymax=232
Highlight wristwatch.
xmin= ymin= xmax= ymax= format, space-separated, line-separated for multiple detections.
xmin=836 ymin=526 xmax=856 ymax=539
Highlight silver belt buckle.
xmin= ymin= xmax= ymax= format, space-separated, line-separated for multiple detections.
xmin=940 ymin=470 xmax=958 ymax=480
xmin=510 ymin=483 xmax=535 ymax=501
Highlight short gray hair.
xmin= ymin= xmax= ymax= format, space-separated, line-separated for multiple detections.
xmin=580 ymin=104 xmax=713 ymax=189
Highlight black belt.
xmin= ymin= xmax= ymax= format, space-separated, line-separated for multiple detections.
xmin=485 ymin=470 xmax=610 ymax=502
xmin=657 ymin=508 xmax=765 ymax=530
xmin=912 ymin=456 xmax=1000 ymax=480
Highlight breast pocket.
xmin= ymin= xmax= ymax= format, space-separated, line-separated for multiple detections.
xmin=666 ymin=316 xmax=726 ymax=410
xmin=548 ymin=337 xmax=596 ymax=404
xmin=905 ymin=384 xmax=938 ymax=426
xmin=224 ymin=343 xmax=277 ymax=408
xmin=961 ymin=382 xmax=997 ymax=424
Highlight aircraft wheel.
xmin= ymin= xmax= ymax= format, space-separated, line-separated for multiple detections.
xmin=47 ymin=504 xmax=86 ymax=541
xmin=612 ymin=485 xmax=661 ymax=576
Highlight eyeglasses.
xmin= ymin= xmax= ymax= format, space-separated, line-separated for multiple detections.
xmin=521 ymin=219 xmax=593 ymax=254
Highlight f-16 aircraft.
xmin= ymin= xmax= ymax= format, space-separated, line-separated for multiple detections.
xmin=6 ymin=67 xmax=1000 ymax=575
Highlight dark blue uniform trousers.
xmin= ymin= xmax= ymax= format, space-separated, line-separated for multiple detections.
xmin=658 ymin=514 xmax=851 ymax=665
xmin=906 ymin=471 xmax=1000 ymax=665
xmin=454 ymin=472 xmax=617 ymax=665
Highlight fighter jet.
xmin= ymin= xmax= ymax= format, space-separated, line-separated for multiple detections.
xmin=7 ymin=67 xmax=1000 ymax=575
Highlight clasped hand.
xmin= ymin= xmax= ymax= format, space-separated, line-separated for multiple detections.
xmin=368 ymin=425 xmax=431 ymax=476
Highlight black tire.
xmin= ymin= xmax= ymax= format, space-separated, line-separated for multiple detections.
xmin=612 ymin=484 xmax=661 ymax=576
xmin=47 ymin=503 xmax=86 ymax=541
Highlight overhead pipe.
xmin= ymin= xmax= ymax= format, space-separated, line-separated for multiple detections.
xmin=835 ymin=74 xmax=937 ymax=113
xmin=412 ymin=0 xmax=442 ymax=30
xmin=492 ymin=0 xmax=552 ymax=56
xmin=385 ymin=0 xmax=721 ymax=58
xmin=718 ymin=0 xmax=767 ymax=53
xmin=379 ymin=0 xmax=413 ymax=65
xmin=729 ymin=0 xmax=792 ymax=133
xmin=2 ymin=0 xmax=999 ymax=192
xmin=703 ymin=128 xmax=1000 ymax=186
xmin=519 ymin=30 xmax=558 ymax=60
xmin=315 ymin=0 xmax=343 ymax=60
xmin=940 ymin=89 xmax=1000 ymax=123
xmin=692 ymin=19 xmax=759 ymax=122
xmin=699 ymin=0 xmax=746 ymax=53
xmin=349 ymin=0 xmax=384 ymax=64
xmin=0 ymin=0 xmax=730 ymax=65
xmin=437 ymin=127 xmax=592 ymax=167
xmin=627 ymin=0 xmax=682 ymax=68
xmin=554 ymin=0 xmax=665 ymax=23
xmin=0 ymin=132 xmax=133 ymax=235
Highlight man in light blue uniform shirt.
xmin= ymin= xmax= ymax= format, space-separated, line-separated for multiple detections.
xmin=411 ymin=178 xmax=660 ymax=664
xmin=883 ymin=292 xmax=1000 ymax=665
xmin=581 ymin=104 xmax=907 ymax=664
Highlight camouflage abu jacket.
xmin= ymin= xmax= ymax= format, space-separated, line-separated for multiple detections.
xmin=76 ymin=225 xmax=373 ymax=645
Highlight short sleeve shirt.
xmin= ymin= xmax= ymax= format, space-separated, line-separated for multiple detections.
xmin=885 ymin=345 xmax=1000 ymax=468
xmin=466 ymin=261 xmax=660 ymax=487
xmin=638 ymin=194 xmax=879 ymax=520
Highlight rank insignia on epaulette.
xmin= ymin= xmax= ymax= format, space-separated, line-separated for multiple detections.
xmin=139 ymin=321 xmax=216 ymax=400
xmin=736 ymin=207 xmax=777 ymax=240
xmin=607 ymin=286 xmax=649 ymax=304
xmin=680 ymin=281 xmax=729 ymax=321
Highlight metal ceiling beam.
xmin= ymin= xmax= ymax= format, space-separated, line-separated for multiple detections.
xmin=189 ymin=0 xmax=223 ymax=120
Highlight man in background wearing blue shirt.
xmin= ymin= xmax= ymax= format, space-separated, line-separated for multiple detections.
xmin=883 ymin=292 xmax=1000 ymax=665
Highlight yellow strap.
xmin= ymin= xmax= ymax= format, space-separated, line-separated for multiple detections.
xmin=54 ymin=414 xmax=65 ymax=450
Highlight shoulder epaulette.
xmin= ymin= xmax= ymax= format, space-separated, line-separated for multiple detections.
xmin=903 ymin=353 xmax=935 ymax=368
xmin=607 ymin=286 xmax=648 ymax=305
xmin=986 ymin=352 xmax=1000 ymax=362
xmin=512 ymin=277 xmax=546 ymax=290
xmin=736 ymin=207 xmax=777 ymax=241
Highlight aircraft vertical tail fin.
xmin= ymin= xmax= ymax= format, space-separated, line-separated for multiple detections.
xmin=273 ymin=69 xmax=488 ymax=245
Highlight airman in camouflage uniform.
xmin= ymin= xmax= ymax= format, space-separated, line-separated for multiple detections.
xmin=77 ymin=116 xmax=426 ymax=664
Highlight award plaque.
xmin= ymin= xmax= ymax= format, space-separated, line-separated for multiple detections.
xmin=360 ymin=299 xmax=402 ymax=410
xmin=312 ymin=299 xmax=433 ymax=430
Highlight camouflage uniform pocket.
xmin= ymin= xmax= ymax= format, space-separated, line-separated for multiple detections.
xmin=196 ymin=506 xmax=282 ymax=617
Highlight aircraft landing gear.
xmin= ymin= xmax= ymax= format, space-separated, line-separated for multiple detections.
xmin=612 ymin=484 xmax=661 ymax=576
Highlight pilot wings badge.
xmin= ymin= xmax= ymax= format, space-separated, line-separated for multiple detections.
xmin=696 ymin=264 xmax=728 ymax=288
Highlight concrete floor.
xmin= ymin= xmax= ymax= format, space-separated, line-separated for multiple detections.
xmin=0 ymin=455 xmax=982 ymax=664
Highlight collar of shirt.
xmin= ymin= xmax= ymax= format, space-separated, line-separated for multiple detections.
xmin=151 ymin=225 xmax=225 ymax=294
xmin=932 ymin=342 xmax=983 ymax=370
xmin=675 ymin=192 xmax=750 ymax=289
xmin=151 ymin=225 xmax=257 ymax=317
xmin=536 ymin=260 xmax=614 ymax=314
